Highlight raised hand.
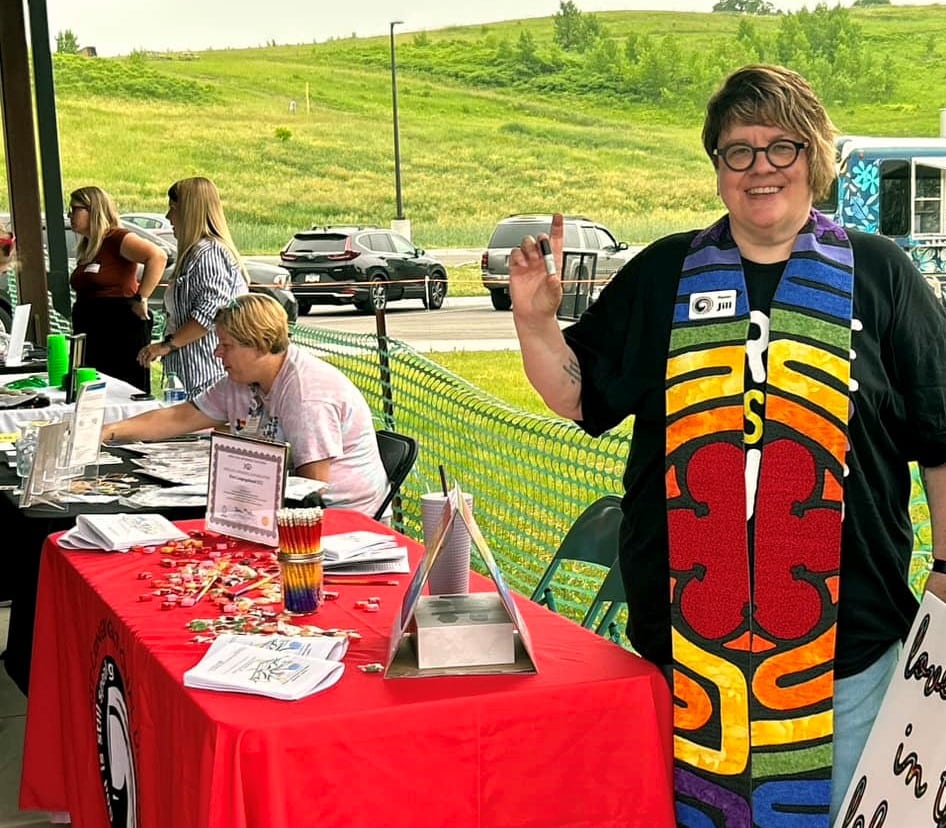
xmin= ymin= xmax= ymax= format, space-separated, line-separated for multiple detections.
xmin=509 ymin=213 xmax=564 ymax=326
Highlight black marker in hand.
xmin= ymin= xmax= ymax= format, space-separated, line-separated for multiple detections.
xmin=538 ymin=237 xmax=556 ymax=276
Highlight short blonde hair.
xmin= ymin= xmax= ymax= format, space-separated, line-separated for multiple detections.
xmin=167 ymin=176 xmax=247 ymax=283
xmin=214 ymin=293 xmax=289 ymax=354
xmin=70 ymin=186 xmax=120 ymax=265
xmin=702 ymin=64 xmax=837 ymax=202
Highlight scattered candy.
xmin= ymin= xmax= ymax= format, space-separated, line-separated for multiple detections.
xmin=359 ymin=663 xmax=384 ymax=673
xmin=137 ymin=593 xmax=153 ymax=602
xmin=137 ymin=572 xmax=153 ymax=580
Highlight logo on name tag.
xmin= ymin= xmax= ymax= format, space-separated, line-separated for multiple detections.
xmin=689 ymin=289 xmax=737 ymax=320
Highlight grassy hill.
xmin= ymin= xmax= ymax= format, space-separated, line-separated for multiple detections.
xmin=4 ymin=5 xmax=946 ymax=253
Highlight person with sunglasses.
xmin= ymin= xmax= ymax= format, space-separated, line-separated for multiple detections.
xmin=69 ymin=186 xmax=167 ymax=391
xmin=510 ymin=64 xmax=946 ymax=825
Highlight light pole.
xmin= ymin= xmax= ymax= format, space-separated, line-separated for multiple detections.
xmin=389 ymin=20 xmax=405 ymax=222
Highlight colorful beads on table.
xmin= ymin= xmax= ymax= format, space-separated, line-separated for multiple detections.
xmin=129 ymin=529 xmax=365 ymax=645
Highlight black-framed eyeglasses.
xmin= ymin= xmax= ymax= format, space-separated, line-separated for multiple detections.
xmin=713 ymin=139 xmax=809 ymax=172
xmin=67 ymin=204 xmax=88 ymax=216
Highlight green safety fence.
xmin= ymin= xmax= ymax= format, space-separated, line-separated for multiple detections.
xmin=291 ymin=324 xmax=630 ymax=624
xmin=5 ymin=272 xmax=73 ymax=335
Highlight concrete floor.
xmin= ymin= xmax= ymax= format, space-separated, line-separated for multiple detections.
xmin=0 ymin=607 xmax=58 ymax=827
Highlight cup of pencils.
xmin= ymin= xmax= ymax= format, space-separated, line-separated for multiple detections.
xmin=276 ymin=507 xmax=324 ymax=615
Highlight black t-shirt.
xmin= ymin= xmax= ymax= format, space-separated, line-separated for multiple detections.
xmin=565 ymin=228 xmax=946 ymax=678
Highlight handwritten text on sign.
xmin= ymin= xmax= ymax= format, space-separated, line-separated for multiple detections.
xmin=835 ymin=592 xmax=946 ymax=828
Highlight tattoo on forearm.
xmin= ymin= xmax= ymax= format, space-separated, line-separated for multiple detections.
xmin=563 ymin=358 xmax=581 ymax=385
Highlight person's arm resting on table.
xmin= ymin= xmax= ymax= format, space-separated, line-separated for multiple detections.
xmin=295 ymin=459 xmax=331 ymax=483
xmin=922 ymin=462 xmax=946 ymax=603
xmin=104 ymin=402 xmax=223 ymax=443
xmin=510 ymin=213 xmax=583 ymax=420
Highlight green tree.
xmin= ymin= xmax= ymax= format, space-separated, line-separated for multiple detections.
xmin=515 ymin=30 xmax=542 ymax=74
xmin=55 ymin=29 xmax=80 ymax=54
xmin=554 ymin=1 xmax=584 ymax=50
xmin=852 ymin=0 xmax=891 ymax=6
xmin=736 ymin=18 xmax=766 ymax=60
xmin=712 ymin=0 xmax=777 ymax=13
xmin=553 ymin=1 xmax=602 ymax=52
xmin=773 ymin=4 xmax=893 ymax=103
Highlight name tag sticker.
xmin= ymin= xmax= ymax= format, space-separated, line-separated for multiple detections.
xmin=688 ymin=289 xmax=737 ymax=320
xmin=85 ymin=263 xmax=101 ymax=274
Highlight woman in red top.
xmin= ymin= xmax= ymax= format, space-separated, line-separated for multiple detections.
xmin=69 ymin=186 xmax=167 ymax=392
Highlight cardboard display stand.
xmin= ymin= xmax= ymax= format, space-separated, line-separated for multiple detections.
xmin=385 ymin=484 xmax=537 ymax=678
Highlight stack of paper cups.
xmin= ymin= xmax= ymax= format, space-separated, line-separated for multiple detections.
xmin=422 ymin=492 xmax=473 ymax=596
xmin=46 ymin=334 xmax=69 ymax=388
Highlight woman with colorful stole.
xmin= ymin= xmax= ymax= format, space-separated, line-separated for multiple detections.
xmin=509 ymin=64 xmax=946 ymax=827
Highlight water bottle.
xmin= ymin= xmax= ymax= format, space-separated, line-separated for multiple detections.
xmin=162 ymin=371 xmax=186 ymax=404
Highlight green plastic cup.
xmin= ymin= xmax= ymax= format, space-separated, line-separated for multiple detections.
xmin=46 ymin=334 xmax=69 ymax=388
xmin=75 ymin=367 xmax=98 ymax=387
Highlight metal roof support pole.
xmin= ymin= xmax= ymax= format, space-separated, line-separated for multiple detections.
xmin=0 ymin=0 xmax=51 ymax=341
xmin=28 ymin=0 xmax=70 ymax=321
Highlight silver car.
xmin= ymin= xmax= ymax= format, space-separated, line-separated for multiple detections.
xmin=480 ymin=214 xmax=633 ymax=311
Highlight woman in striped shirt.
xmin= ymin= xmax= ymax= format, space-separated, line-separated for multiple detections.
xmin=137 ymin=177 xmax=248 ymax=397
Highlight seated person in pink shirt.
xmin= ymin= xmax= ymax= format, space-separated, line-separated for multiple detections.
xmin=105 ymin=294 xmax=389 ymax=517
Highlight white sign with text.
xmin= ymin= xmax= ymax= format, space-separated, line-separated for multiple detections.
xmin=834 ymin=591 xmax=946 ymax=827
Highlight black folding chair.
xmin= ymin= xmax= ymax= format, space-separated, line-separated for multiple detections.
xmin=529 ymin=495 xmax=623 ymax=613
xmin=581 ymin=561 xmax=627 ymax=644
xmin=373 ymin=429 xmax=419 ymax=522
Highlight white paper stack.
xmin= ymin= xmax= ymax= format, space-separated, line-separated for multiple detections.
xmin=58 ymin=513 xmax=189 ymax=551
xmin=183 ymin=633 xmax=347 ymax=700
xmin=321 ymin=530 xmax=410 ymax=575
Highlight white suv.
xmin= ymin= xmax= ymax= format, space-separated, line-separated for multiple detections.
xmin=480 ymin=214 xmax=632 ymax=311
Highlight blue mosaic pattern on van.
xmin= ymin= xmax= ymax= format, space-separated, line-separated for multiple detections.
xmin=842 ymin=160 xmax=880 ymax=233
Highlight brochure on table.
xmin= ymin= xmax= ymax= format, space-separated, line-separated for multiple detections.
xmin=205 ymin=430 xmax=288 ymax=546
xmin=832 ymin=590 xmax=946 ymax=828
xmin=384 ymin=483 xmax=537 ymax=678
xmin=59 ymin=512 xmax=189 ymax=551
xmin=4 ymin=304 xmax=31 ymax=367
xmin=183 ymin=633 xmax=347 ymax=700
xmin=65 ymin=380 xmax=107 ymax=467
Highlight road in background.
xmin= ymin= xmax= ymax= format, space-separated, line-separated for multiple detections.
xmin=296 ymin=296 xmax=528 ymax=352
xmin=287 ymin=245 xmax=644 ymax=351
xmin=253 ymin=249 xmax=483 ymax=269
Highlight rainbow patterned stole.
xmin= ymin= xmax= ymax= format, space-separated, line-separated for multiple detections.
xmin=666 ymin=212 xmax=854 ymax=828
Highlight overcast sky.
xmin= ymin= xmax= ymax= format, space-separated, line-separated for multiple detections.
xmin=41 ymin=0 xmax=941 ymax=57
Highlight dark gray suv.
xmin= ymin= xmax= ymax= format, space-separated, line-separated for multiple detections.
xmin=481 ymin=214 xmax=632 ymax=311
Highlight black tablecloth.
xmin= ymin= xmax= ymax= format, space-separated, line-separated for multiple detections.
xmin=0 ymin=359 xmax=48 ymax=375
xmin=1 ymin=446 xmax=205 ymax=694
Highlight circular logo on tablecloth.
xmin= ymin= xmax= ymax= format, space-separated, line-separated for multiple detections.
xmin=95 ymin=655 xmax=138 ymax=828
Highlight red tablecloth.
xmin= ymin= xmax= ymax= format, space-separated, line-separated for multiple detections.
xmin=20 ymin=510 xmax=674 ymax=828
